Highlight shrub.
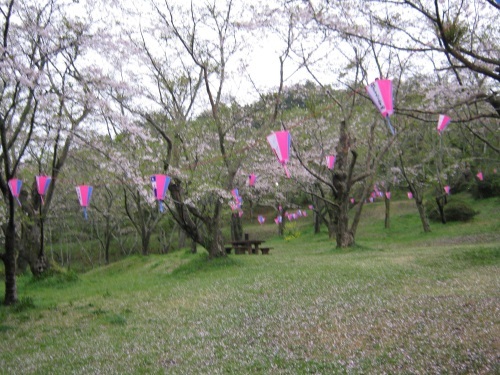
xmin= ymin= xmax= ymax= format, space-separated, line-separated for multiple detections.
xmin=284 ymin=222 xmax=301 ymax=241
xmin=470 ymin=174 xmax=500 ymax=199
xmin=428 ymin=199 xmax=479 ymax=222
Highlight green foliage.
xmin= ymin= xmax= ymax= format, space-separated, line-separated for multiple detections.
xmin=441 ymin=18 xmax=468 ymax=46
xmin=427 ymin=198 xmax=479 ymax=222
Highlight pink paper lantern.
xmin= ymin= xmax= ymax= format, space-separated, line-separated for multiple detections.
xmin=325 ymin=155 xmax=336 ymax=170
xmin=150 ymin=174 xmax=171 ymax=212
xmin=267 ymin=130 xmax=292 ymax=178
xmin=36 ymin=175 xmax=52 ymax=204
xmin=366 ymin=79 xmax=395 ymax=134
xmin=8 ymin=178 xmax=22 ymax=206
xmin=75 ymin=185 xmax=93 ymax=220
xmin=437 ymin=114 xmax=451 ymax=133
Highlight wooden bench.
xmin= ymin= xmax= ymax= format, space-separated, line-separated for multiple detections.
xmin=260 ymin=247 xmax=272 ymax=255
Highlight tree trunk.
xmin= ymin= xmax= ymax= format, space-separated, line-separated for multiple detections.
xmin=415 ymin=198 xmax=431 ymax=233
xmin=205 ymin=202 xmax=225 ymax=258
xmin=2 ymin=199 xmax=18 ymax=305
xmin=335 ymin=199 xmax=355 ymax=248
xmin=19 ymin=217 xmax=48 ymax=277
xmin=278 ymin=206 xmax=285 ymax=237
xmin=230 ymin=213 xmax=242 ymax=241
xmin=314 ymin=210 xmax=321 ymax=234
xmin=178 ymin=227 xmax=186 ymax=249
xmin=384 ymin=196 xmax=391 ymax=229
xmin=17 ymin=187 xmax=50 ymax=276
xmin=141 ymin=227 xmax=151 ymax=255
xmin=435 ymin=195 xmax=447 ymax=224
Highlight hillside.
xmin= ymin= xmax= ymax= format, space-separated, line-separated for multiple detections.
xmin=0 ymin=196 xmax=499 ymax=374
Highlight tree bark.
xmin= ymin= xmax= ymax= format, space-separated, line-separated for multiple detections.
xmin=2 ymin=197 xmax=18 ymax=305
xmin=384 ymin=195 xmax=391 ymax=229
xmin=435 ymin=195 xmax=447 ymax=224
xmin=415 ymin=198 xmax=431 ymax=233
xmin=18 ymin=186 xmax=49 ymax=276
xmin=230 ymin=213 xmax=243 ymax=241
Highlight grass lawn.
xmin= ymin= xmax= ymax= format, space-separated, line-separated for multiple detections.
xmin=0 ymin=197 xmax=499 ymax=374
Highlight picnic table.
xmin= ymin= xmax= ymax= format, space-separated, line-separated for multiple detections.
xmin=227 ymin=234 xmax=272 ymax=255
xmin=230 ymin=239 xmax=265 ymax=254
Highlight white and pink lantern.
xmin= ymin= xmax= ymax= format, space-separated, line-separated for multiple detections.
xmin=366 ymin=79 xmax=395 ymax=135
xmin=325 ymin=155 xmax=336 ymax=170
xmin=267 ymin=130 xmax=291 ymax=178
xmin=437 ymin=114 xmax=451 ymax=134
xmin=385 ymin=191 xmax=391 ymax=200
xmin=444 ymin=185 xmax=450 ymax=195
xmin=76 ymin=185 xmax=93 ymax=220
xmin=407 ymin=192 xmax=413 ymax=199
xmin=150 ymin=174 xmax=171 ymax=212
xmin=36 ymin=175 xmax=51 ymax=205
xmin=476 ymin=172 xmax=483 ymax=181
xmin=258 ymin=215 xmax=265 ymax=224
xmin=8 ymin=178 xmax=22 ymax=206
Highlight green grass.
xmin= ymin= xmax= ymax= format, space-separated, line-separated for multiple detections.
xmin=0 ymin=197 xmax=499 ymax=374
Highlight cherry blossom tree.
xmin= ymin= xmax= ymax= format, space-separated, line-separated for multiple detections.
xmin=122 ymin=0 xmax=271 ymax=258
xmin=0 ymin=0 xmax=128 ymax=303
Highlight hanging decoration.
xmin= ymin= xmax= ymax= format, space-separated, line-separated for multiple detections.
xmin=229 ymin=188 xmax=243 ymax=217
xmin=150 ymin=174 xmax=171 ymax=213
xmin=385 ymin=191 xmax=391 ymax=200
xmin=76 ymin=185 xmax=93 ymax=220
xmin=258 ymin=215 xmax=265 ymax=224
xmin=267 ymin=130 xmax=291 ymax=178
xmin=437 ymin=114 xmax=451 ymax=134
xmin=8 ymin=178 xmax=22 ymax=206
xmin=366 ymin=79 xmax=395 ymax=135
xmin=407 ymin=192 xmax=413 ymax=199
xmin=248 ymin=174 xmax=257 ymax=187
xmin=444 ymin=185 xmax=450 ymax=195
xmin=325 ymin=155 xmax=336 ymax=170
xmin=231 ymin=188 xmax=243 ymax=208
xmin=274 ymin=215 xmax=282 ymax=225
xmin=36 ymin=175 xmax=52 ymax=205
xmin=476 ymin=172 xmax=484 ymax=181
